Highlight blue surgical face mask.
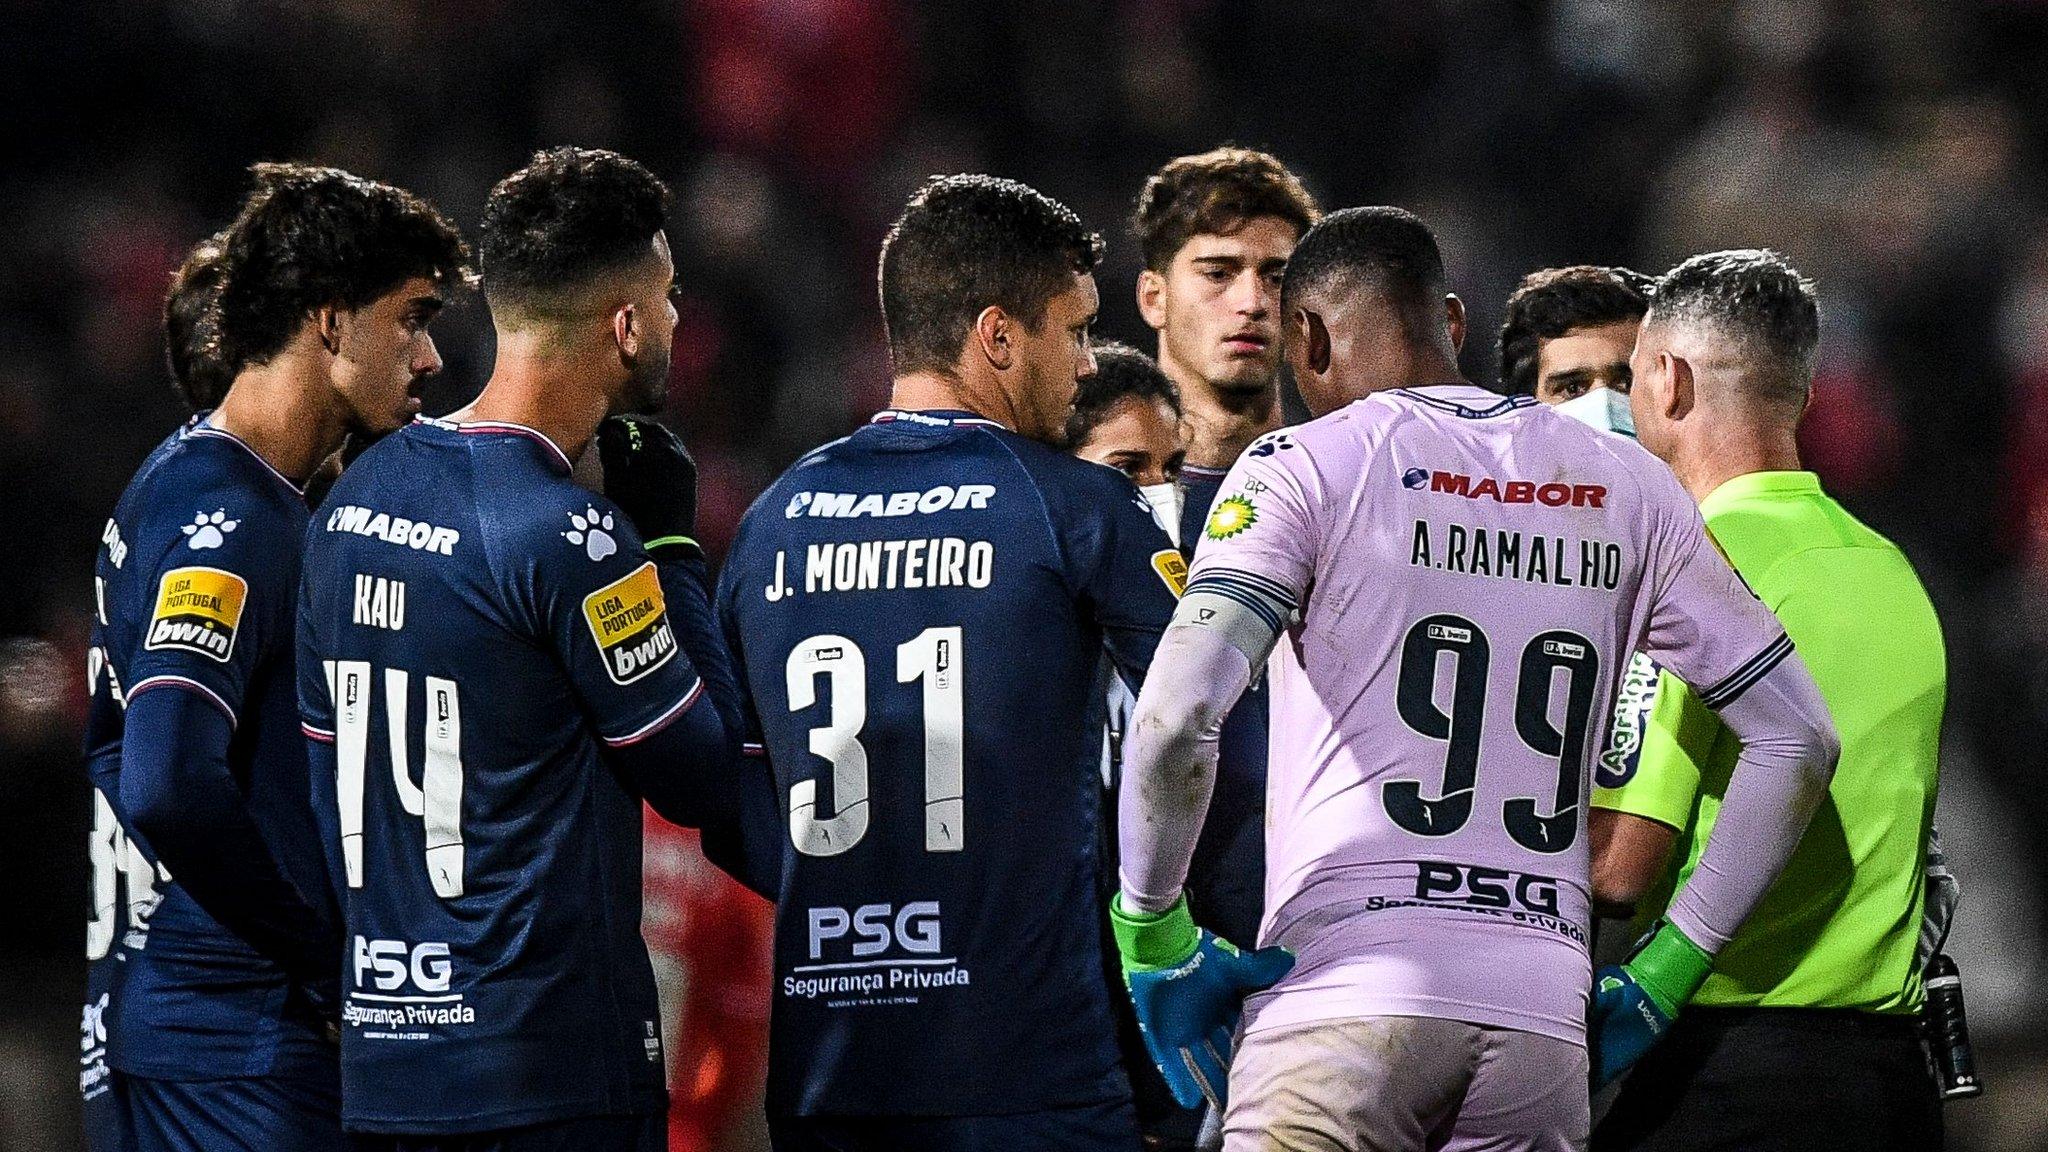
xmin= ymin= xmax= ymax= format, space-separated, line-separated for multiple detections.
xmin=1553 ymin=386 xmax=1636 ymax=439
xmin=1139 ymin=482 xmax=1183 ymax=548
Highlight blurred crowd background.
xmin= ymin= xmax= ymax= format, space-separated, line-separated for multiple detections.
xmin=4 ymin=1 xmax=2047 ymax=1147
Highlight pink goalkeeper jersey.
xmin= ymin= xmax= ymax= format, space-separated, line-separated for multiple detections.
xmin=1187 ymin=385 xmax=1792 ymax=1046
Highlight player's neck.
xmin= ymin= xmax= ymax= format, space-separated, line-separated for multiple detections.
xmin=887 ymin=370 xmax=1021 ymax=431
xmin=467 ymin=332 xmax=612 ymax=464
xmin=210 ymin=354 xmax=347 ymax=485
xmin=1159 ymin=352 xmax=1279 ymax=471
xmin=1672 ymin=423 xmax=1804 ymax=505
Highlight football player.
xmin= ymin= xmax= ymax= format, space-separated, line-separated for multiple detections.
xmin=85 ymin=163 xmax=466 ymax=1151
xmin=298 ymin=148 xmax=743 ymax=1152
xmin=717 ymin=175 xmax=1181 ymax=1150
xmin=1114 ymin=208 xmax=1840 ymax=1151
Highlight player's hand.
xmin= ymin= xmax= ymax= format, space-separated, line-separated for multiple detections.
xmin=597 ymin=414 xmax=700 ymax=561
xmin=1111 ymin=893 xmax=1294 ymax=1111
xmin=1589 ymin=920 xmax=1714 ymax=1089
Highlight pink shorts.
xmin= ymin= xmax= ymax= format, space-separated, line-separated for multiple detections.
xmin=1223 ymin=1015 xmax=1588 ymax=1152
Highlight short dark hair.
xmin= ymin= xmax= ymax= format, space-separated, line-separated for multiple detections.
xmin=1497 ymin=266 xmax=1653 ymax=396
xmin=1132 ymin=147 xmax=1320 ymax=270
xmin=1282 ymin=206 xmax=1446 ymax=337
xmin=480 ymin=147 xmax=671 ymax=317
xmin=1649 ymin=249 xmax=1820 ymax=405
xmin=164 ymin=232 xmax=235 ymax=411
xmin=878 ymin=174 xmax=1104 ymax=377
xmin=214 ymin=162 xmax=470 ymax=374
xmin=1062 ymin=341 xmax=1181 ymax=451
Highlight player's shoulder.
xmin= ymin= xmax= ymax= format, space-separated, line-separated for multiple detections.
xmin=129 ymin=421 xmax=307 ymax=552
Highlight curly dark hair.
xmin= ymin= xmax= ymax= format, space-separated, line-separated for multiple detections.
xmin=1649 ymin=250 xmax=1820 ymax=405
xmin=479 ymin=147 xmax=671 ymax=317
xmin=163 ymin=231 xmax=235 ymax=411
xmin=1281 ymin=206 xmax=1445 ymax=339
xmin=878 ymin=174 xmax=1104 ymax=377
xmin=213 ymin=162 xmax=470 ymax=373
xmin=1132 ymin=146 xmax=1319 ymax=271
xmin=1496 ymin=265 xmax=1652 ymax=396
xmin=1061 ymin=341 xmax=1181 ymax=451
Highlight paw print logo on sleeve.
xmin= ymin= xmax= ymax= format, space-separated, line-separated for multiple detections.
xmin=564 ymin=507 xmax=617 ymax=561
xmin=180 ymin=510 xmax=238 ymax=550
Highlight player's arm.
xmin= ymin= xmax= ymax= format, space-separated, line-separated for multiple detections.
xmin=1589 ymin=811 xmax=1676 ymax=919
xmin=521 ymin=415 xmax=738 ymax=829
xmin=1591 ymin=496 xmax=1839 ymax=1087
xmin=1589 ymin=667 xmax=1711 ymax=917
xmin=706 ymin=563 xmax=782 ymax=899
xmin=1107 ymin=440 xmax=1306 ymax=1110
xmin=120 ymin=515 xmax=338 ymax=987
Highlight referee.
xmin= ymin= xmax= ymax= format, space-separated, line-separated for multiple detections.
xmin=1589 ymin=250 xmax=1946 ymax=1151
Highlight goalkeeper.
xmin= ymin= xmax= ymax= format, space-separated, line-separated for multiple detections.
xmin=1589 ymin=250 xmax=1946 ymax=1151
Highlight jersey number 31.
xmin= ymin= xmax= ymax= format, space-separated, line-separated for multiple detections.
xmin=784 ymin=626 xmax=963 ymax=858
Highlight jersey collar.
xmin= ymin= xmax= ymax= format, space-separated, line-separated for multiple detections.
xmin=420 ymin=415 xmax=574 ymax=475
xmin=1700 ymin=470 xmax=1821 ymax=520
xmin=869 ymin=409 xmax=1009 ymax=430
xmin=187 ymin=417 xmax=308 ymax=497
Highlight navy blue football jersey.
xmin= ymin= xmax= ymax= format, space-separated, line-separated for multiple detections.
xmin=1177 ymin=465 xmax=1269 ymax=946
xmin=298 ymin=417 xmax=719 ymax=1134
xmin=717 ymin=409 xmax=1183 ymax=1117
xmin=82 ymin=417 xmax=337 ymax=1083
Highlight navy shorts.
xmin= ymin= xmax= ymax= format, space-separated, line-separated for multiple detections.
xmin=770 ymin=1097 xmax=1140 ymax=1152
xmin=120 ymin=1072 xmax=343 ymax=1152
xmin=347 ymin=1112 xmax=666 ymax=1152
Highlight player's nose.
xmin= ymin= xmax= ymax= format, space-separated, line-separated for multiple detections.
xmin=414 ymin=336 xmax=444 ymax=378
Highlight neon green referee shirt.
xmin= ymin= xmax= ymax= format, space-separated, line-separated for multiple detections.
xmin=1593 ymin=470 xmax=1945 ymax=1014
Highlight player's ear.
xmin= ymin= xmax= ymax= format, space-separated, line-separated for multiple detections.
xmin=1300 ymin=307 xmax=1331 ymax=377
xmin=1444 ymin=294 xmax=1467 ymax=354
xmin=316 ymin=305 xmax=343 ymax=356
xmin=1136 ymin=268 xmax=1168 ymax=331
xmin=973 ymin=305 xmax=1014 ymax=371
xmin=1665 ymin=352 xmax=1695 ymax=421
xmin=614 ymin=303 xmax=639 ymax=363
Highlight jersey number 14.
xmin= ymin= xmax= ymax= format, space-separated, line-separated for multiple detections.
xmin=325 ymin=661 xmax=466 ymax=898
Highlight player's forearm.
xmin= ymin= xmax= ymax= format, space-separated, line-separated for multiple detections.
xmin=121 ymin=685 xmax=338 ymax=979
xmin=1663 ymin=651 xmax=1840 ymax=953
xmin=1118 ymin=589 xmax=1276 ymax=913
xmin=656 ymin=553 xmax=744 ymax=739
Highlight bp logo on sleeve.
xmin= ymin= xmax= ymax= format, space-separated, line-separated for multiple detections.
xmin=1205 ymin=494 xmax=1258 ymax=541
xmin=145 ymin=567 xmax=248 ymax=663
xmin=582 ymin=562 xmax=678 ymax=684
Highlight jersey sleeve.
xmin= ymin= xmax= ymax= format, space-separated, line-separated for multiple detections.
xmin=1590 ymin=668 xmax=1714 ymax=831
xmin=1636 ymin=478 xmax=1794 ymax=712
xmin=1183 ymin=432 xmax=1321 ymax=632
xmin=1056 ymin=466 xmax=1183 ymax=690
xmin=124 ymin=497 xmax=298 ymax=726
xmin=501 ymin=495 xmax=708 ymax=747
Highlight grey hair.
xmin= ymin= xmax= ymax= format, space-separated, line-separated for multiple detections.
xmin=1648 ymin=249 xmax=1820 ymax=407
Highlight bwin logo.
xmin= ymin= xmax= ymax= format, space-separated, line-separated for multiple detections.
xmin=354 ymin=936 xmax=453 ymax=993
xmin=806 ymin=901 xmax=942 ymax=959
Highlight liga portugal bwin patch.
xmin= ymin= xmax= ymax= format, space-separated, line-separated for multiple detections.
xmin=145 ymin=566 xmax=247 ymax=663
xmin=583 ymin=561 xmax=678 ymax=684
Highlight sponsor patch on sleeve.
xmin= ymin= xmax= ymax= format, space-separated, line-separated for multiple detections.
xmin=1205 ymin=494 xmax=1258 ymax=541
xmin=1150 ymin=548 xmax=1188 ymax=597
xmin=582 ymin=562 xmax=678 ymax=685
xmin=144 ymin=566 xmax=248 ymax=663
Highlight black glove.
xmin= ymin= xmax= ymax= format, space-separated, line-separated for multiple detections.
xmin=597 ymin=414 xmax=700 ymax=561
